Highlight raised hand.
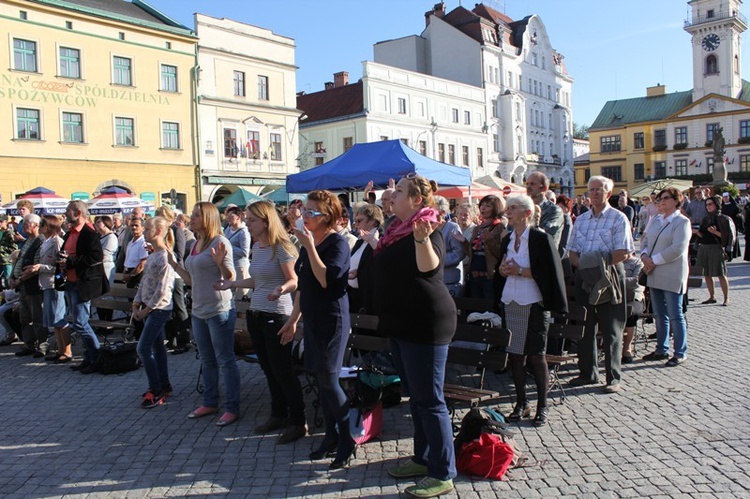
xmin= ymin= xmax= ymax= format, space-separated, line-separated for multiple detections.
xmin=293 ymin=225 xmax=315 ymax=249
xmin=413 ymin=219 xmax=433 ymax=242
xmin=211 ymin=241 xmax=228 ymax=266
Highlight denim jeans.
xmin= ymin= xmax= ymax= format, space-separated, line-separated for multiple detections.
xmin=247 ymin=311 xmax=305 ymax=425
xmin=65 ymin=282 xmax=100 ymax=363
xmin=137 ymin=308 xmax=172 ymax=394
xmin=192 ymin=309 xmax=240 ymax=413
xmin=649 ymin=288 xmax=688 ymax=359
xmin=390 ymin=338 xmax=457 ymax=481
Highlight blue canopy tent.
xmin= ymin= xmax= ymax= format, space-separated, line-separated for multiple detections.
xmin=286 ymin=140 xmax=472 ymax=193
xmin=262 ymin=186 xmax=307 ymax=205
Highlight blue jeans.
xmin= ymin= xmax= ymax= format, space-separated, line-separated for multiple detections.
xmin=649 ymin=288 xmax=688 ymax=359
xmin=192 ymin=309 xmax=240 ymax=413
xmin=390 ymin=338 xmax=457 ymax=481
xmin=137 ymin=308 xmax=172 ymax=394
xmin=65 ymin=282 xmax=100 ymax=363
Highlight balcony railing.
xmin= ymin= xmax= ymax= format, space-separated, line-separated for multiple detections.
xmin=685 ymin=10 xmax=747 ymax=27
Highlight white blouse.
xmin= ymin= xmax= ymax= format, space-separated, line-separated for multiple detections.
xmin=501 ymin=226 xmax=543 ymax=306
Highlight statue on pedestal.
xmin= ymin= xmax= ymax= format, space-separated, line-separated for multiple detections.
xmin=712 ymin=127 xmax=728 ymax=184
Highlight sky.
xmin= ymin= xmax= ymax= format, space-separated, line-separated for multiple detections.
xmin=149 ymin=0 xmax=749 ymax=129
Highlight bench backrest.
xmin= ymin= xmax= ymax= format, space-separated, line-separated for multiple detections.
xmin=549 ymin=304 xmax=587 ymax=342
xmin=448 ymin=323 xmax=511 ymax=371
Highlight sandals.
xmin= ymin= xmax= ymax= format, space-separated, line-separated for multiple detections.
xmin=701 ymin=298 xmax=717 ymax=304
xmin=55 ymin=355 xmax=72 ymax=364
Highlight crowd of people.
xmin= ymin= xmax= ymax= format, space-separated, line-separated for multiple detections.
xmin=0 ymin=172 xmax=741 ymax=498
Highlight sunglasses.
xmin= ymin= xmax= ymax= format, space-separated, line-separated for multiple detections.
xmin=302 ymin=209 xmax=325 ymax=218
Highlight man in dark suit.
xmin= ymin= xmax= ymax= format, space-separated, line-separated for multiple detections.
xmin=61 ymin=201 xmax=106 ymax=374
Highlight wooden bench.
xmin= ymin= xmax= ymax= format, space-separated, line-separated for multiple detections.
xmin=87 ymin=283 xmax=137 ymax=340
xmin=546 ymin=304 xmax=587 ymax=404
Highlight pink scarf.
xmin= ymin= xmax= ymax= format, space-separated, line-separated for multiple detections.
xmin=374 ymin=207 xmax=439 ymax=255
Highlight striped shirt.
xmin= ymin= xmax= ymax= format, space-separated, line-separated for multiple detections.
xmin=249 ymin=243 xmax=295 ymax=315
xmin=567 ymin=204 xmax=634 ymax=256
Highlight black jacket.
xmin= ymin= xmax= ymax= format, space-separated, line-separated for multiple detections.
xmin=494 ymin=227 xmax=568 ymax=314
xmin=348 ymin=238 xmax=375 ymax=313
xmin=63 ymin=223 xmax=107 ymax=301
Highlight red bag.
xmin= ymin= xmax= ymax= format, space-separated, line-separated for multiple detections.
xmin=349 ymin=401 xmax=382 ymax=445
xmin=456 ymin=433 xmax=515 ymax=480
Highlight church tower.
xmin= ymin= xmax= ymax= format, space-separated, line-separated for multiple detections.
xmin=685 ymin=0 xmax=746 ymax=101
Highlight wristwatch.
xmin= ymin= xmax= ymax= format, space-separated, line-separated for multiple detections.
xmin=415 ymin=237 xmax=429 ymax=245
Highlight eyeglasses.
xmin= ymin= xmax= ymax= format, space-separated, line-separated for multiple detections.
xmin=302 ymin=209 xmax=325 ymax=218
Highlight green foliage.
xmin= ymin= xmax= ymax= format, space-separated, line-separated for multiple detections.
xmin=714 ymin=183 xmax=739 ymax=198
xmin=573 ymin=123 xmax=589 ymax=140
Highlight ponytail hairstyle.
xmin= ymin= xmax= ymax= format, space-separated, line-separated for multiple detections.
xmin=148 ymin=216 xmax=174 ymax=250
xmin=402 ymin=174 xmax=436 ymax=208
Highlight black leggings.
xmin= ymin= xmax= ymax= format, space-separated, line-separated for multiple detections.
xmin=315 ymin=370 xmax=354 ymax=457
xmin=509 ymin=353 xmax=548 ymax=409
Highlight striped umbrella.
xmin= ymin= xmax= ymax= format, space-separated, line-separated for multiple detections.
xmin=87 ymin=187 xmax=154 ymax=215
xmin=0 ymin=186 xmax=70 ymax=215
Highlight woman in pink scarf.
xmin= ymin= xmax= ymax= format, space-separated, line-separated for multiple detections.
xmin=373 ymin=174 xmax=457 ymax=498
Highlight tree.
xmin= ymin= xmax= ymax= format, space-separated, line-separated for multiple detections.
xmin=573 ymin=123 xmax=589 ymax=140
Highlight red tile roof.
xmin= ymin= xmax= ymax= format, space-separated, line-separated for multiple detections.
xmin=472 ymin=3 xmax=514 ymax=26
xmin=296 ymin=81 xmax=364 ymax=124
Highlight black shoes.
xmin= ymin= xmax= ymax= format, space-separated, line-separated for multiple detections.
xmin=80 ymin=363 xmax=99 ymax=375
xmin=507 ymin=403 xmax=531 ymax=422
xmin=171 ymin=345 xmax=191 ymax=355
xmin=329 ymin=444 xmax=356 ymax=470
xmin=15 ymin=347 xmax=35 ymax=357
xmin=642 ymin=351 xmax=670 ymax=361
xmin=254 ymin=417 xmax=288 ymax=434
xmin=701 ymin=298 xmax=717 ymax=304
xmin=569 ymin=376 xmax=599 ymax=387
xmin=622 ymin=354 xmax=634 ymax=364
xmin=70 ymin=360 xmax=91 ymax=371
xmin=533 ymin=407 xmax=549 ymax=427
xmin=277 ymin=425 xmax=307 ymax=445
xmin=665 ymin=356 xmax=687 ymax=367
xmin=309 ymin=439 xmax=338 ymax=460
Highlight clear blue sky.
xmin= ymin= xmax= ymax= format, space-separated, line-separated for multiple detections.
xmin=150 ymin=0 xmax=748 ymax=129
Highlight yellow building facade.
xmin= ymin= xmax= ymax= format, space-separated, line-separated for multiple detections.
xmin=0 ymin=0 xmax=198 ymax=211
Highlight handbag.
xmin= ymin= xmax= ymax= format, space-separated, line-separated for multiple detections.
xmin=97 ymin=340 xmax=140 ymax=375
xmin=348 ymin=401 xmax=383 ymax=445
xmin=457 ymin=433 xmax=516 ymax=480
xmin=640 ymin=221 xmax=672 ymax=287
xmin=54 ymin=264 xmax=67 ymax=291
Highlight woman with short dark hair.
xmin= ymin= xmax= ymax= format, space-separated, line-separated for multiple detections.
xmin=694 ymin=194 xmax=732 ymax=306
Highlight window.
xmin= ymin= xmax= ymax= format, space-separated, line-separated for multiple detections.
xmin=62 ymin=112 xmax=83 ymax=143
xmin=438 ymin=143 xmax=445 ymax=163
xmin=741 ymin=120 xmax=750 ymax=139
xmin=418 ymin=140 xmax=427 ymax=156
xmin=161 ymin=122 xmax=179 ymax=149
xmin=493 ymin=134 xmax=500 ymax=153
xmin=584 ymin=168 xmax=591 ymax=182
xmin=20 ymin=10 xmax=27 ymax=20
xmin=16 ymin=108 xmax=40 ymax=139
xmin=655 ymin=161 xmax=666 ymax=178
xmin=343 ymin=137 xmax=353 ymax=152
xmin=224 ymin=128 xmax=237 ymax=158
xmin=706 ymin=123 xmax=720 ymax=142
xmin=634 ymin=163 xmax=645 ymax=180
xmin=397 ymin=98 xmax=406 ymax=114
xmin=464 ymin=111 xmax=471 ymax=125
xmin=65 ymin=21 xmax=72 ymax=29
xmin=706 ymin=55 xmax=718 ymax=74
xmin=451 ymin=109 xmax=459 ymax=123
xmin=477 ymin=148 xmax=484 ymax=168
xmin=246 ymin=130 xmax=260 ymax=159
xmin=675 ymin=159 xmax=688 ymax=176
xmin=59 ymin=47 xmax=80 ymax=78
xmin=258 ymin=75 xmax=269 ymax=100
xmin=601 ymin=166 xmax=622 ymax=182
xmin=448 ymin=144 xmax=455 ymax=165
xmin=165 ymin=42 xmax=171 ymax=50
xmin=654 ymin=129 xmax=667 ymax=147
xmin=114 ymin=117 xmax=134 ymax=146
xmin=491 ymin=99 xmax=498 ymax=118
xmin=233 ymin=71 xmax=245 ymax=97
xmin=400 ymin=138 xmax=409 ymax=146
xmin=380 ymin=135 xmax=388 ymax=141
xmin=462 ymin=146 xmax=469 ymax=167
xmin=740 ymin=155 xmax=750 ymax=172
xmin=675 ymin=126 xmax=688 ymax=145
xmin=160 ymin=64 xmax=177 ymax=92
xmin=13 ymin=38 xmax=37 ymax=72
xmin=707 ymin=157 xmax=714 ymax=174
xmin=118 ymin=32 xmax=125 ymax=40
xmin=113 ymin=56 xmax=132 ymax=86
xmin=707 ymin=9 xmax=715 ymax=18
xmin=270 ymin=133 xmax=282 ymax=161
xmin=600 ymin=135 xmax=621 ymax=153
xmin=633 ymin=132 xmax=644 ymax=149
xmin=314 ymin=141 xmax=324 ymax=165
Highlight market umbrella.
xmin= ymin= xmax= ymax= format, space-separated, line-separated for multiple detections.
xmin=87 ymin=187 xmax=154 ymax=215
xmin=0 ymin=186 xmax=70 ymax=215
xmin=435 ymin=182 xmax=502 ymax=199
xmin=217 ymin=188 xmax=263 ymax=211
xmin=474 ymin=175 xmax=526 ymax=196
xmin=262 ymin=186 xmax=307 ymax=205
xmin=628 ymin=178 xmax=694 ymax=199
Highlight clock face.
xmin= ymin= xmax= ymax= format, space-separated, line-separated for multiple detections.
xmin=702 ymin=33 xmax=720 ymax=51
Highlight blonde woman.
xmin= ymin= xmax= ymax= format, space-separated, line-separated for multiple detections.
xmin=169 ymin=202 xmax=239 ymax=426
xmin=216 ymin=201 xmax=305 ymax=444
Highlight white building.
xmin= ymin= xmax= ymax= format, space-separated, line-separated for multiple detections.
xmin=374 ymin=2 xmax=575 ymax=193
xmin=195 ymin=14 xmax=301 ymax=202
xmin=296 ymin=62 xmax=487 ymax=176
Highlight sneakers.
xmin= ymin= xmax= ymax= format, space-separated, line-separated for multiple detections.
xmin=277 ymin=425 xmax=307 ymax=445
xmin=642 ymin=351 xmax=670 ymax=361
xmin=665 ymin=356 xmax=687 ymax=367
xmin=602 ymin=380 xmax=622 ymax=394
xmin=569 ymin=376 xmax=599 ymax=387
xmin=254 ymin=416 xmax=288 ymax=434
xmin=388 ymin=459 xmax=429 ymax=479
xmin=162 ymin=383 xmax=174 ymax=397
xmin=405 ymin=477 xmax=454 ymax=498
xmin=141 ymin=390 xmax=164 ymax=409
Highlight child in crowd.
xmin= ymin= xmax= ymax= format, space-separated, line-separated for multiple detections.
xmin=133 ymin=216 xmax=175 ymax=408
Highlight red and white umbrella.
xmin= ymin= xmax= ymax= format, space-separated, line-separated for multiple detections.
xmin=87 ymin=187 xmax=154 ymax=215
xmin=0 ymin=186 xmax=70 ymax=215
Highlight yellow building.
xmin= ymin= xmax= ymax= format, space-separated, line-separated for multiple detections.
xmin=581 ymin=0 xmax=750 ymax=196
xmin=0 ymin=0 xmax=198 ymax=211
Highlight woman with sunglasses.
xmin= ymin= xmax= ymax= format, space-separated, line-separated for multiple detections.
xmin=641 ymin=188 xmax=691 ymax=366
xmin=347 ymin=203 xmax=383 ymax=313
xmin=694 ymin=194 xmax=732 ymax=306
xmin=375 ymin=174 xmax=457 ymax=498
xmin=278 ymin=190 xmax=353 ymax=469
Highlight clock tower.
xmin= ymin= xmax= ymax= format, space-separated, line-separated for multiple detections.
xmin=685 ymin=0 xmax=747 ymax=101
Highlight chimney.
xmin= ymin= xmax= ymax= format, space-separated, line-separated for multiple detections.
xmin=333 ymin=71 xmax=349 ymax=88
xmin=646 ymin=83 xmax=667 ymax=97
xmin=324 ymin=81 xmax=334 ymax=90
xmin=425 ymin=2 xmax=446 ymax=27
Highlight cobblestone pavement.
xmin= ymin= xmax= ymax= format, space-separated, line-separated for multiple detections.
xmin=1 ymin=259 xmax=750 ymax=498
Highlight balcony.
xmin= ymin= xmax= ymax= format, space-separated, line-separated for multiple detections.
xmin=685 ymin=10 xmax=747 ymax=28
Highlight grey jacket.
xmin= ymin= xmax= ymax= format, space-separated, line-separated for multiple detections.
xmin=578 ymin=251 xmax=624 ymax=306
xmin=641 ymin=213 xmax=691 ymax=295
xmin=539 ymin=199 xmax=564 ymax=249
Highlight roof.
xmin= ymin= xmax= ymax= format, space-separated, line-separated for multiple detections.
xmin=30 ymin=0 xmax=193 ymax=35
xmin=296 ymin=81 xmax=364 ymax=124
xmin=472 ymin=3 xmax=513 ymax=26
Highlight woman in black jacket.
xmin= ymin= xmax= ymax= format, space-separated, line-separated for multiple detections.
xmin=496 ymin=195 xmax=568 ymax=427
xmin=347 ymin=203 xmax=383 ymax=313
